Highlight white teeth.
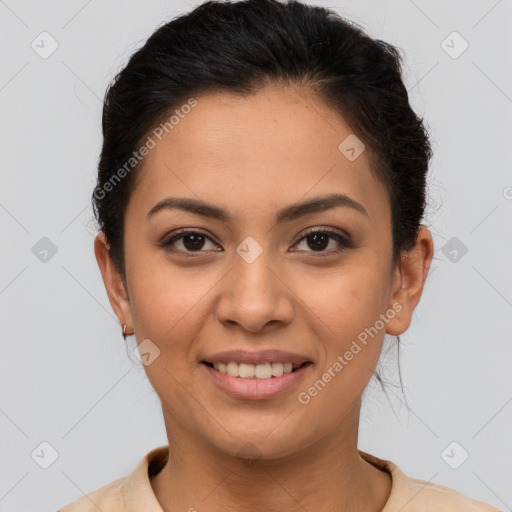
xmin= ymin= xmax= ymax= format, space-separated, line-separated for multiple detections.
xmin=227 ymin=361 xmax=239 ymax=377
xmin=255 ymin=362 xmax=272 ymax=379
xmin=210 ymin=361 xmax=303 ymax=379
xmin=238 ymin=363 xmax=255 ymax=378
xmin=271 ymin=362 xmax=283 ymax=377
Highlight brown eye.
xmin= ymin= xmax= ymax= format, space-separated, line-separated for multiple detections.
xmin=158 ymin=227 xmax=352 ymax=257
xmin=292 ymin=228 xmax=352 ymax=257
xmin=159 ymin=229 xmax=219 ymax=254
xmin=180 ymin=233 xmax=206 ymax=251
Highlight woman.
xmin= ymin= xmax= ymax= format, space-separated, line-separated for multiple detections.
xmin=59 ymin=0 xmax=500 ymax=510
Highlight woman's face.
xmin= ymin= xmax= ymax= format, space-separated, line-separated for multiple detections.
xmin=97 ymin=84 xmax=432 ymax=459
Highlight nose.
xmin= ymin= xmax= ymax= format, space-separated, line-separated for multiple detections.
xmin=214 ymin=252 xmax=294 ymax=333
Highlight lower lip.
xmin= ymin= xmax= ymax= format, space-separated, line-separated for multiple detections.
xmin=201 ymin=362 xmax=312 ymax=400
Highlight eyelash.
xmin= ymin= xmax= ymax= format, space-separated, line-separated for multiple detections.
xmin=158 ymin=226 xmax=353 ymax=258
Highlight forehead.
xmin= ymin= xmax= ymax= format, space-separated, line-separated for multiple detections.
xmin=127 ymin=85 xmax=389 ymax=224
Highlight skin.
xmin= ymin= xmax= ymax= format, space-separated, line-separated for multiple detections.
xmin=95 ymin=84 xmax=433 ymax=512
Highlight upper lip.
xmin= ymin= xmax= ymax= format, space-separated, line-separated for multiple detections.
xmin=202 ymin=349 xmax=312 ymax=366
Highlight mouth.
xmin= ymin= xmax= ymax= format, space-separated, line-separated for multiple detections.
xmin=200 ymin=358 xmax=313 ymax=400
xmin=201 ymin=360 xmax=312 ymax=379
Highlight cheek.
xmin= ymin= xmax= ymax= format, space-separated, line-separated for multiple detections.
xmin=124 ymin=246 xmax=211 ymax=352
xmin=126 ymin=262 xmax=212 ymax=407
xmin=293 ymin=260 xmax=389 ymax=403
xmin=294 ymin=258 xmax=389 ymax=342
xmin=291 ymin=275 xmax=387 ymax=430
xmin=130 ymin=273 xmax=208 ymax=345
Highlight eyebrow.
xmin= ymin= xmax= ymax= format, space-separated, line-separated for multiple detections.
xmin=146 ymin=192 xmax=369 ymax=224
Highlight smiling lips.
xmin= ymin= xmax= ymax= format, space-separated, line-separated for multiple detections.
xmin=201 ymin=348 xmax=312 ymax=382
xmin=204 ymin=360 xmax=309 ymax=379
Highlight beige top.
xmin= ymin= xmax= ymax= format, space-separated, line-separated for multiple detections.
xmin=58 ymin=445 xmax=502 ymax=511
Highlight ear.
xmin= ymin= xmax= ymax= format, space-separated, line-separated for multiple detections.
xmin=385 ymin=226 xmax=434 ymax=336
xmin=94 ymin=232 xmax=133 ymax=333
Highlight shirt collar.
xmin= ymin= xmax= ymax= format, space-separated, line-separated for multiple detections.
xmin=120 ymin=445 xmax=411 ymax=511
xmin=358 ymin=449 xmax=416 ymax=511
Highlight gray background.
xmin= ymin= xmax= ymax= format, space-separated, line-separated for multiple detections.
xmin=1 ymin=1 xmax=511 ymax=511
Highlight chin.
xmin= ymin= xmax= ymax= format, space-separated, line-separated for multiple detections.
xmin=205 ymin=425 xmax=315 ymax=462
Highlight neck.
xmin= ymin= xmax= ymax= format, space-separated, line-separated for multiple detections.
xmin=150 ymin=408 xmax=392 ymax=512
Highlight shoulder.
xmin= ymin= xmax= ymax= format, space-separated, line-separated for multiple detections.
xmin=358 ymin=450 xmax=502 ymax=512
xmin=57 ymin=477 xmax=125 ymax=511
xmin=56 ymin=445 xmax=168 ymax=512
xmin=402 ymin=475 xmax=503 ymax=512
